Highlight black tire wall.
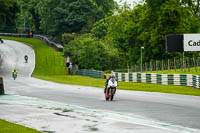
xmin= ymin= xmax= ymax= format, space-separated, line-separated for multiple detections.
xmin=0 ymin=77 xmax=4 ymax=95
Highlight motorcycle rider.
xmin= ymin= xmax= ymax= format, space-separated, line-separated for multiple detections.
xmin=12 ymin=69 xmax=18 ymax=78
xmin=0 ymin=38 xmax=3 ymax=43
xmin=24 ymin=55 xmax=28 ymax=63
xmin=104 ymin=73 xmax=115 ymax=93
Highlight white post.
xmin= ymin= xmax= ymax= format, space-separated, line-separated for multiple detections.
xmin=183 ymin=52 xmax=185 ymax=72
xmin=141 ymin=47 xmax=144 ymax=72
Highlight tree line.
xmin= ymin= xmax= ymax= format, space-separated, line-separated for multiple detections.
xmin=1 ymin=0 xmax=200 ymax=71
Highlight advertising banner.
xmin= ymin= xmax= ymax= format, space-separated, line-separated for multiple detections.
xmin=184 ymin=34 xmax=200 ymax=51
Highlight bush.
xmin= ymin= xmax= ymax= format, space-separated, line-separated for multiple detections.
xmin=64 ymin=34 xmax=120 ymax=71
xmin=62 ymin=33 xmax=76 ymax=45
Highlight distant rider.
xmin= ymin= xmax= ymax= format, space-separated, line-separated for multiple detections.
xmin=104 ymin=73 xmax=115 ymax=93
xmin=0 ymin=38 xmax=3 ymax=43
xmin=12 ymin=69 xmax=18 ymax=76
xmin=24 ymin=55 xmax=28 ymax=63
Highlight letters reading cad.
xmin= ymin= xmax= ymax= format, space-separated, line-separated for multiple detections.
xmin=188 ymin=40 xmax=200 ymax=46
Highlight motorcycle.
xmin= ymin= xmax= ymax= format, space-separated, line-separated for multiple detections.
xmin=105 ymin=78 xmax=118 ymax=101
xmin=0 ymin=39 xmax=3 ymax=44
xmin=24 ymin=55 xmax=28 ymax=63
xmin=12 ymin=73 xmax=17 ymax=80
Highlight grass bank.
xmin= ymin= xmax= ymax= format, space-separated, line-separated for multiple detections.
xmin=0 ymin=119 xmax=41 ymax=133
xmin=1 ymin=36 xmax=66 ymax=77
xmin=147 ymin=67 xmax=200 ymax=75
xmin=1 ymin=36 xmax=200 ymax=96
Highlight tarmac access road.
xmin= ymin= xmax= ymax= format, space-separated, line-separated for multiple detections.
xmin=0 ymin=40 xmax=200 ymax=133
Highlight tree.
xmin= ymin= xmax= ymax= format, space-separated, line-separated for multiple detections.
xmin=91 ymin=17 xmax=110 ymax=39
xmin=37 ymin=0 xmax=116 ymax=37
xmin=15 ymin=0 xmax=116 ymax=34
xmin=143 ymin=0 xmax=200 ymax=60
xmin=0 ymin=0 xmax=19 ymax=32
xmin=62 ymin=33 xmax=76 ymax=45
xmin=181 ymin=0 xmax=200 ymax=16
xmin=28 ymin=0 xmax=41 ymax=33
xmin=92 ymin=0 xmax=117 ymax=20
xmin=37 ymin=0 xmax=58 ymax=35
xmin=103 ymin=0 xmax=200 ymax=67
xmin=64 ymin=34 xmax=120 ymax=70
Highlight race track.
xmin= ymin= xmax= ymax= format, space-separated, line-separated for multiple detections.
xmin=0 ymin=40 xmax=200 ymax=133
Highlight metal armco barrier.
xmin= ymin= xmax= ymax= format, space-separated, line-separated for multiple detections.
xmin=0 ymin=33 xmax=63 ymax=52
xmin=76 ymin=69 xmax=104 ymax=79
xmin=0 ymin=77 xmax=4 ymax=95
xmin=114 ymin=72 xmax=200 ymax=89
xmin=33 ymin=35 xmax=63 ymax=52
xmin=0 ymin=33 xmax=30 ymax=38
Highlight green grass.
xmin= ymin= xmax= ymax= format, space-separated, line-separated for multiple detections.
xmin=0 ymin=119 xmax=42 ymax=133
xmin=147 ymin=67 xmax=200 ymax=75
xmin=118 ymin=82 xmax=200 ymax=96
xmin=1 ymin=36 xmax=200 ymax=96
xmin=38 ymin=75 xmax=200 ymax=96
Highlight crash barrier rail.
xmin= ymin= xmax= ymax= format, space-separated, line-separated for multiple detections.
xmin=33 ymin=35 xmax=63 ymax=52
xmin=76 ymin=69 xmax=104 ymax=79
xmin=0 ymin=77 xmax=4 ymax=95
xmin=113 ymin=72 xmax=200 ymax=89
xmin=0 ymin=33 xmax=29 ymax=38
xmin=0 ymin=33 xmax=63 ymax=52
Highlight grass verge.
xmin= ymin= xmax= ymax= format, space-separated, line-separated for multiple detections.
xmin=0 ymin=119 xmax=41 ymax=133
xmin=38 ymin=75 xmax=200 ymax=96
xmin=1 ymin=36 xmax=200 ymax=96
xmin=147 ymin=67 xmax=200 ymax=75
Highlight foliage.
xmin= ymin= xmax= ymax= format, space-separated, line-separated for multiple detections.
xmin=64 ymin=34 xmax=120 ymax=70
xmin=27 ymin=0 xmax=41 ymax=33
xmin=5 ymin=0 xmax=116 ymax=35
xmin=181 ymin=0 xmax=200 ymax=16
xmin=92 ymin=0 xmax=117 ymax=20
xmin=91 ymin=17 xmax=110 ymax=39
xmin=0 ymin=0 xmax=19 ymax=32
xmin=3 ymin=0 xmax=200 ymax=71
xmin=62 ymin=33 xmax=76 ymax=45
xmin=64 ymin=0 xmax=200 ymax=70
xmin=37 ymin=0 xmax=116 ymax=36
xmin=102 ymin=0 xmax=200 ymax=67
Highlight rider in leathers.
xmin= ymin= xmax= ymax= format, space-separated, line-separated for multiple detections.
xmin=12 ymin=69 xmax=18 ymax=77
xmin=104 ymin=73 xmax=115 ymax=93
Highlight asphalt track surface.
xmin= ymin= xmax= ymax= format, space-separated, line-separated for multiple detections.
xmin=0 ymin=40 xmax=200 ymax=133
